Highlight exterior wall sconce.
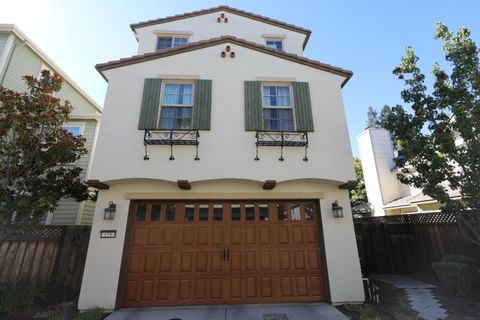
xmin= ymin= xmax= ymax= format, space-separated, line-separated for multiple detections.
xmin=332 ymin=201 xmax=344 ymax=218
xmin=104 ymin=201 xmax=117 ymax=220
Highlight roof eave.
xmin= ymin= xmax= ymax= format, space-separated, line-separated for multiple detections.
xmin=0 ymin=24 xmax=103 ymax=113
xmin=96 ymin=37 xmax=352 ymax=87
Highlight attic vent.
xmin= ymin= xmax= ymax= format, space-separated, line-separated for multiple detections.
xmin=217 ymin=13 xmax=228 ymax=23
xmin=220 ymin=46 xmax=235 ymax=58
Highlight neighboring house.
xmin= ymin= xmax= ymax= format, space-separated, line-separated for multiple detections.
xmin=358 ymin=127 xmax=461 ymax=216
xmin=0 ymin=24 xmax=102 ymax=225
xmin=79 ymin=5 xmax=364 ymax=311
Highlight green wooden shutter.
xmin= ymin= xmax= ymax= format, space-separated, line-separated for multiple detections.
xmin=138 ymin=78 xmax=162 ymax=129
xmin=244 ymin=81 xmax=262 ymax=131
xmin=293 ymin=82 xmax=314 ymax=132
xmin=192 ymin=79 xmax=212 ymax=130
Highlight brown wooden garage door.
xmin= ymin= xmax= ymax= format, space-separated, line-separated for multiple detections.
xmin=122 ymin=200 xmax=327 ymax=307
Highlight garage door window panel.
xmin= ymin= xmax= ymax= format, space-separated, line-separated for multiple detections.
xmin=199 ymin=205 xmax=209 ymax=221
xmin=231 ymin=204 xmax=241 ymax=221
xmin=277 ymin=204 xmax=288 ymax=221
xmin=185 ymin=205 xmax=195 ymax=222
xmin=136 ymin=204 xmax=147 ymax=222
xmin=259 ymin=204 xmax=269 ymax=221
xmin=213 ymin=205 xmax=223 ymax=221
xmin=304 ymin=202 xmax=315 ymax=221
xmin=245 ymin=204 xmax=255 ymax=221
xmin=151 ymin=204 xmax=161 ymax=222
xmin=291 ymin=203 xmax=301 ymax=221
xmin=166 ymin=204 xmax=176 ymax=222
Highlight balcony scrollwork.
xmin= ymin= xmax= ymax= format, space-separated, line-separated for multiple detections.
xmin=143 ymin=129 xmax=200 ymax=161
xmin=255 ymin=130 xmax=309 ymax=162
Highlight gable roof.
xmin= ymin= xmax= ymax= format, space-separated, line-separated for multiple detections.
xmin=0 ymin=24 xmax=102 ymax=114
xmin=130 ymin=5 xmax=311 ymax=49
xmin=96 ymin=36 xmax=353 ymax=87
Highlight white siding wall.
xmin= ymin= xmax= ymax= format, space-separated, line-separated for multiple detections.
xmin=135 ymin=11 xmax=307 ymax=56
xmin=0 ymin=34 xmax=8 ymax=57
xmin=51 ymin=119 xmax=98 ymax=225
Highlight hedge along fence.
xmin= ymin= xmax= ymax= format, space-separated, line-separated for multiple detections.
xmin=0 ymin=225 xmax=91 ymax=298
xmin=354 ymin=212 xmax=480 ymax=275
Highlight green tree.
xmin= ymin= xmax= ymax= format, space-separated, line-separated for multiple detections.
xmin=381 ymin=23 xmax=480 ymax=245
xmin=0 ymin=71 xmax=92 ymax=224
xmin=366 ymin=106 xmax=380 ymax=129
xmin=350 ymin=157 xmax=369 ymax=207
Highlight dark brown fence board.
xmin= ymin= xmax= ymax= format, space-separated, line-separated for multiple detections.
xmin=0 ymin=225 xmax=91 ymax=298
xmin=30 ymin=241 xmax=45 ymax=281
xmin=355 ymin=212 xmax=480 ymax=275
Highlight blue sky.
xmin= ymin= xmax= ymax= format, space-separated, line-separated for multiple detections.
xmin=1 ymin=0 xmax=479 ymax=156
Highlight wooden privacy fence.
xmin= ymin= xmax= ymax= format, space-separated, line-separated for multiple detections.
xmin=354 ymin=212 xmax=480 ymax=275
xmin=0 ymin=225 xmax=91 ymax=298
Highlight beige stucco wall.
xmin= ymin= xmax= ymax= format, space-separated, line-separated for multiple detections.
xmin=78 ymin=179 xmax=365 ymax=310
xmin=135 ymin=11 xmax=307 ymax=56
xmin=92 ymin=42 xmax=355 ymax=184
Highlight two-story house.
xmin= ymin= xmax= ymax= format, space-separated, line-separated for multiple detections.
xmin=0 ymin=24 xmax=102 ymax=225
xmin=79 ymin=6 xmax=364 ymax=310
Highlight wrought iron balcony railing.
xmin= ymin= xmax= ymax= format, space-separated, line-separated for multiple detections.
xmin=255 ymin=130 xmax=309 ymax=161
xmin=143 ymin=129 xmax=200 ymax=161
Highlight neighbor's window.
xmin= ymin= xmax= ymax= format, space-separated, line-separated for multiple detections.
xmin=62 ymin=125 xmax=83 ymax=137
xmin=265 ymin=39 xmax=283 ymax=51
xmin=157 ymin=36 xmax=189 ymax=50
xmin=159 ymin=83 xmax=194 ymax=129
xmin=262 ymin=85 xmax=294 ymax=131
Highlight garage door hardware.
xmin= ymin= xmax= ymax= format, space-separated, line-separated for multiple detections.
xmin=223 ymin=248 xmax=230 ymax=261
xmin=143 ymin=129 xmax=200 ymax=161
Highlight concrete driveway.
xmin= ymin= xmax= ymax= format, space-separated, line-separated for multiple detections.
xmin=105 ymin=303 xmax=348 ymax=320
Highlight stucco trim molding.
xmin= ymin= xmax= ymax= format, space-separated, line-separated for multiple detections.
xmin=125 ymin=192 xmax=324 ymax=200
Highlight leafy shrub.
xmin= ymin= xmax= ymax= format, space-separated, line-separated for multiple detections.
xmin=442 ymin=254 xmax=479 ymax=270
xmin=358 ymin=304 xmax=379 ymax=319
xmin=432 ymin=260 xmax=474 ymax=295
xmin=0 ymin=280 xmax=47 ymax=314
xmin=397 ymin=303 xmax=419 ymax=319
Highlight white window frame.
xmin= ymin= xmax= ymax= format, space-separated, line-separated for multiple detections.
xmin=265 ymin=38 xmax=284 ymax=51
xmin=157 ymin=80 xmax=195 ymax=129
xmin=261 ymin=83 xmax=296 ymax=131
xmin=62 ymin=122 xmax=85 ymax=136
xmin=156 ymin=35 xmax=190 ymax=50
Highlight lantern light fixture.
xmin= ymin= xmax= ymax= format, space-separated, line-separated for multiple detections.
xmin=104 ymin=201 xmax=117 ymax=220
xmin=332 ymin=201 xmax=344 ymax=219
